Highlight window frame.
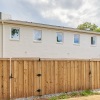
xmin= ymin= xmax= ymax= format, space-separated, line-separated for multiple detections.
xmin=73 ymin=34 xmax=80 ymax=45
xmin=56 ymin=32 xmax=64 ymax=44
xmin=33 ymin=29 xmax=42 ymax=42
xmin=10 ymin=28 xmax=20 ymax=41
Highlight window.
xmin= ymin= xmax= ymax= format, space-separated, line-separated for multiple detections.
xmin=57 ymin=32 xmax=63 ymax=43
xmin=33 ymin=30 xmax=42 ymax=42
xmin=91 ymin=36 xmax=96 ymax=45
xmin=11 ymin=28 xmax=20 ymax=40
xmin=74 ymin=34 xmax=80 ymax=44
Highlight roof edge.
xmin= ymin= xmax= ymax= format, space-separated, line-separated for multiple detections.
xmin=1 ymin=19 xmax=100 ymax=35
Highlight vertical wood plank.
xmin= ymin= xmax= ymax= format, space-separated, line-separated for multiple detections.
xmin=64 ymin=61 xmax=68 ymax=92
xmin=55 ymin=61 xmax=58 ymax=93
xmin=14 ymin=61 xmax=19 ymax=98
xmin=70 ymin=61 xmax=74 ymax=91
xmin=33 ymin=61 xmax=39 ymax=96
xmin=41 ymin=61 xmax=46 ymax=95
xmin=18 ymin=61 xmax=24 ymax=97
xmin=50 ymin=61 xmax=55 ymax=94
xmin=0 ymin=61 xmax=3 ymax=99
xmin=94 ymin=61 xmax=97 ymax=89
xmin=97 ymin=61 xmax=99 ymax=89
xmin=91 ymin=61 xmax=94 ymax=89
xmin=28 ymin=61 xmax=33 ymax=97
xmin=67 ymin=61 xmax=71 ymax=92
xmin=7 ymin=60 xmax=10 ymax=99
xmin=11 ymin=61 xmax=14 ymax=98
xmin=74 ymin=61 xmax=78 ymax=91
xmin=46 ymin=61 xmax=51 ymax=94
xmin=24 ymin=61 xmax=29 ymax=97
xmin=3 ymin=60 xmax=10 ymax=99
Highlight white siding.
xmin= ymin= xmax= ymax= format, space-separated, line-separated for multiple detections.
xmin=0 ymin=24 xmax=3 ymax=57
xmin=2 ymin=24 xmax=100 ymax=58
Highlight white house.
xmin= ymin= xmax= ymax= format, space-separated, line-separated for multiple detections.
xmin=0 ymin=12 xmax=100 ymax=59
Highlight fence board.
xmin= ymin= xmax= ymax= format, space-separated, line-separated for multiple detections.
xmin=33 ymin=61 xmax=40 ymax=96
xmin=18 ymin=60 xmax=24 ymax=98
xmin=55 ymin=61 xmax=59 ymax=93
xmin=0 ymin=61 xmax=3 ymax=100
xmin=3 ymin=60 xmax=10 ymax=100
xmin=50 ymin=61 xmax=55 ymax=94
xmin=28 ymin=61 xmax=33 ymax=97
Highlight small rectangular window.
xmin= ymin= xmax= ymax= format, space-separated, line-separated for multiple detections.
xmin=11 ymin=28 xmax=20 ymax=40
xmin=57 ymin=32 xmax=63 ymax=43
xmin=74 ymin=34 xmax=80 ymax=44
xmin=91 ymin=36 xmax=96 ymax=45
xmin=33 ymin=30 xmax=42 ymax=42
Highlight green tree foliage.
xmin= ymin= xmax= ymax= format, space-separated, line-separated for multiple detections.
xmin=77 ymin=22 xmax=98 ymax=31
xmin=94 ymin=28 xmax=100 ymax=32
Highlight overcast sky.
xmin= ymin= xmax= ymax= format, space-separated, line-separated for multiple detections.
xmin=0 ymin=0 xmax=100 ymax=28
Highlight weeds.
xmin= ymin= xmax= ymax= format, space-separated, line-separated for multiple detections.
xmin=49 ymin=96 xmax=58 ymax=100
xmin=70 ymin=92 xmax=79 ymax=97
xmin=49 ymin=90 xmax=99 ymax=100
xmin=80 ymin=90 xmax=93 ymax=96
xmin=58 ymin=93 xmax=68 ymax=99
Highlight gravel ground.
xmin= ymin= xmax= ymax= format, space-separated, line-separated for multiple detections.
xmin=67 ymin=95 xmax=100 ymax=100
xmin=12 ymin=89 xmax=100 ymax=100
xmin=11 ymin=93 xmax=64 ymax=100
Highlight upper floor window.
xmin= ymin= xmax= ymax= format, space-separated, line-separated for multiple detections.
xmin=91 ymin=36 xmax=96 ymax=46
xmin=57 ymin=32 xmax=63 ymax=43
xmin=33 ymin=30 xmax=42 ymax=42
xmin=74 ymin=34 xmax=80 ymax=44
xmin=11 ymin=28 xmax=20 ymax=40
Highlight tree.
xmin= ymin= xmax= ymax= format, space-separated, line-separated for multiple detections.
xmin=94 ymin=28 xmax=100 ymax=32
xmin=77 ymin=22 xmax=98 ymax=31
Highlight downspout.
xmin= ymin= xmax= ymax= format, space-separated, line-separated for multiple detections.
xmin=1 ymin=21 xmax=4 ymax=58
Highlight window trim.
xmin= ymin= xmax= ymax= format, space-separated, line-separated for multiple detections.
xmin=56 ymin=32 xmax=64 ymax=44
xmin=73 ymin=34 xmax=80 ymax=45
xmin=10 ymin=28 xmax=20 ymax=41
xmin=33 ymin=29 xmax=42 ymax=42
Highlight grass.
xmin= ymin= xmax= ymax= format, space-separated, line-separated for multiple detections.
xmin=58 ymin=93 xmax=68 ymax=99
xmin=49 ymin=96 xmax=58 ymax=100
xmin=80 ymin=90 xmax=94 ymax=96
xmin=70 ymin=92 xmax=79 ymax=97
xmin=49 ymin=90 xmax=100 ymax=100
xmin=49 ymin=93 xmax=68 ymax=100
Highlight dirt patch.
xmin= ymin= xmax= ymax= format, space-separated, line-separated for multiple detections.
xmin=67 ymin=95 xmax=100 ymax=100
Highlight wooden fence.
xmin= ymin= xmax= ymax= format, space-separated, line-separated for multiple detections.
xmin=0 ymin=58 xmax=100 ymax=100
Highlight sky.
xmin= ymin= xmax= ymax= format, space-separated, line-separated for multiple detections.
xmin=0 ymin=0 xmax=100 ymax=28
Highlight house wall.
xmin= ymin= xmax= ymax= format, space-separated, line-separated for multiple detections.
xmin=2 ymin=23 xmax=100 ymax=58
xmin=0 ymin=23 xmax=3 ymax=57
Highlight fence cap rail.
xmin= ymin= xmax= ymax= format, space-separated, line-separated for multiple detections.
xmin=0 ymin=58 xmax=10 ymax=60
xmin=1 ymin=58 xmax=100 ymax=61
xmin=40 ymin=58 xmax=90 ymax=61
xmin=11 ymin=57 xmax=40 ymax=60
xmin=90 ymin=59 xmax=100 ymax=61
